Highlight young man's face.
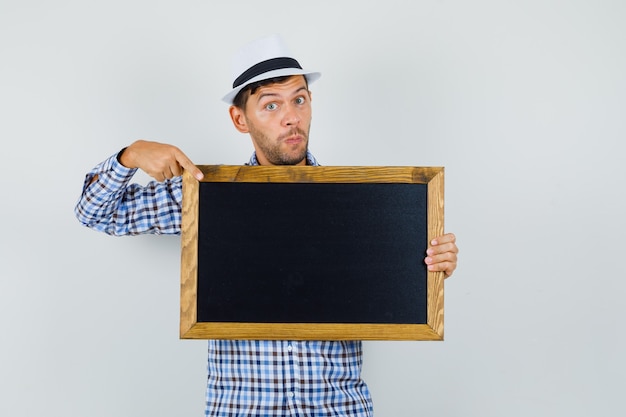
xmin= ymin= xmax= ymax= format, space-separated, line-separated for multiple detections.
xmin=229 ymin=75 xmax=312 ymax=166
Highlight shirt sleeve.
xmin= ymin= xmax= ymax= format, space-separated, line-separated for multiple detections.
xmin=74 ymin=152 xmax=183 ymax=236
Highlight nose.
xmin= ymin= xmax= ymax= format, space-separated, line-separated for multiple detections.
xmin=282 ymin=103 xmax=300 ymax=126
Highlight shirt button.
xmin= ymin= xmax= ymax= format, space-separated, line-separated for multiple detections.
xmin=287 ymin=344 xmax=293 ymax=352
xmin=288 ymin=392 xmax=295 ymax=398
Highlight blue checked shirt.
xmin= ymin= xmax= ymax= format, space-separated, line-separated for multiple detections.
xmin=75 ymin=150 xmax=373 ymax=416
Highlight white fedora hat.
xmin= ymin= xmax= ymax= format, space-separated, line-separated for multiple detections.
xmin=222 ymin=34 xmax=321 ymax=104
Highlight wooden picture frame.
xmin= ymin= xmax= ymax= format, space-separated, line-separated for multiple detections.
xmin=180 ymin=165 xmax=444 ymax=341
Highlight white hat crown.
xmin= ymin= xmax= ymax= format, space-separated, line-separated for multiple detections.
xmin=222 ymin=34 xmax=320 ymax=104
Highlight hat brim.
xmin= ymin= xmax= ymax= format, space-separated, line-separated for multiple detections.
xmin=222 ymin=69 xmax=321 ymax=104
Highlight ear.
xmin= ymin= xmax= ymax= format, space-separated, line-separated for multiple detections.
xmin=229 ymin=105 xmax=249 ymax=133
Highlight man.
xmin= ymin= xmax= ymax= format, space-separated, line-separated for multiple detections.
xmin=75 ymin=34 xmax=458 ymax=416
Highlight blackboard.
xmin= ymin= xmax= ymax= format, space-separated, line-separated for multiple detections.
xmin=180 ymin=165 xmax=445 ymax=341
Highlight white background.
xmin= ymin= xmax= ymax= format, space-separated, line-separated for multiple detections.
xmin=1 ymin=1 xmax=625 ymax=416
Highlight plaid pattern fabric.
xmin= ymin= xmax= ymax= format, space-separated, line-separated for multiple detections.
xmin=205 ymin=340 xmax=372 ymax=417
xmin=74 ymin=150 xmax=373 ymax=416
xmin=74 ymin=153 xmax=183 ymax=235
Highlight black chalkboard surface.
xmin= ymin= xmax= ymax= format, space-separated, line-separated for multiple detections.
xmin=180 ymin=165 xmax=445 ymax=341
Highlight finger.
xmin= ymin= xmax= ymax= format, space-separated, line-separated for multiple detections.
xmin=175 ymin=150 xmax=204 ymax=180
xmin=426 ymin=260 xmax=452 ymax=272
xmin=425 ymin=251 xmax=457 ymax=267
xmin=430 ymin=233 xmax=455 ymax=246
xmin=426 ymin=260 xmax=456 ymax=278
xmin=164 ymin=165 xmax=176 ymax=179
xmin=426 ymin=259 xmax=457 ymax=278
xmin=425 ymin=244 xmax=458 ymax=277
xmin=169 ymin=162 xmax=183 ymax=178
xmin=427 ymin=241 xmax=458 ymax=256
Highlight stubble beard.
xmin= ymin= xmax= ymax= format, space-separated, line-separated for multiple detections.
xmin=249 ymin=124 xmax=310 ymax=166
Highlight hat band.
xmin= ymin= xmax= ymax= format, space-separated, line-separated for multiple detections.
xmin=232 ymin=57 xmax=302 ymax=88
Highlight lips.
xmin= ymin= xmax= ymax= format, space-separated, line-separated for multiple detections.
xmin=284 ymin=135 xmax=303 ymax=145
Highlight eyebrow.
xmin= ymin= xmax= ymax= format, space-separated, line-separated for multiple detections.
xmin=256 ymin=86 xmax=309 ymax=102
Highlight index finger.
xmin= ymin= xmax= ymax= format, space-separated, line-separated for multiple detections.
xmin=175 ymin=150 xmax=204 ymax=181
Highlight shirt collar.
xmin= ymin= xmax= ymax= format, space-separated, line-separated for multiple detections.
xmin=246 ymin=151 xmax=320 ymax=167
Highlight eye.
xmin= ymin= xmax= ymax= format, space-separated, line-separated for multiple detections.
xmin=265 ymin=102 xmax=278 ymax=111
xmin=295 ymin=96 xmax=306 ymax=105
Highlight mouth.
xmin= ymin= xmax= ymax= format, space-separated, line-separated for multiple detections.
xmin=281 ymin=129 xmax=306 ymax=144
xmin=284 ymin=135 xmax=303 ymax=145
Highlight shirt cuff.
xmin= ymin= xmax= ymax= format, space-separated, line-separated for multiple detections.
xmin=82 ymin=150 xmax=138 ymax=192
xmin=103 ymin=150 xmax=138 ymax=180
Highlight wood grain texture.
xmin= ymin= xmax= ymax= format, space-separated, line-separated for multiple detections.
xmin=180 ymin=170 xmax=199 ymax=337
xmin=427 ymin=169 xmax=445 ymax=339
xmin=182 ymin=322 xmax=444 ymax=341
xmin=197 ymin=165 xmax=442 ymax=184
